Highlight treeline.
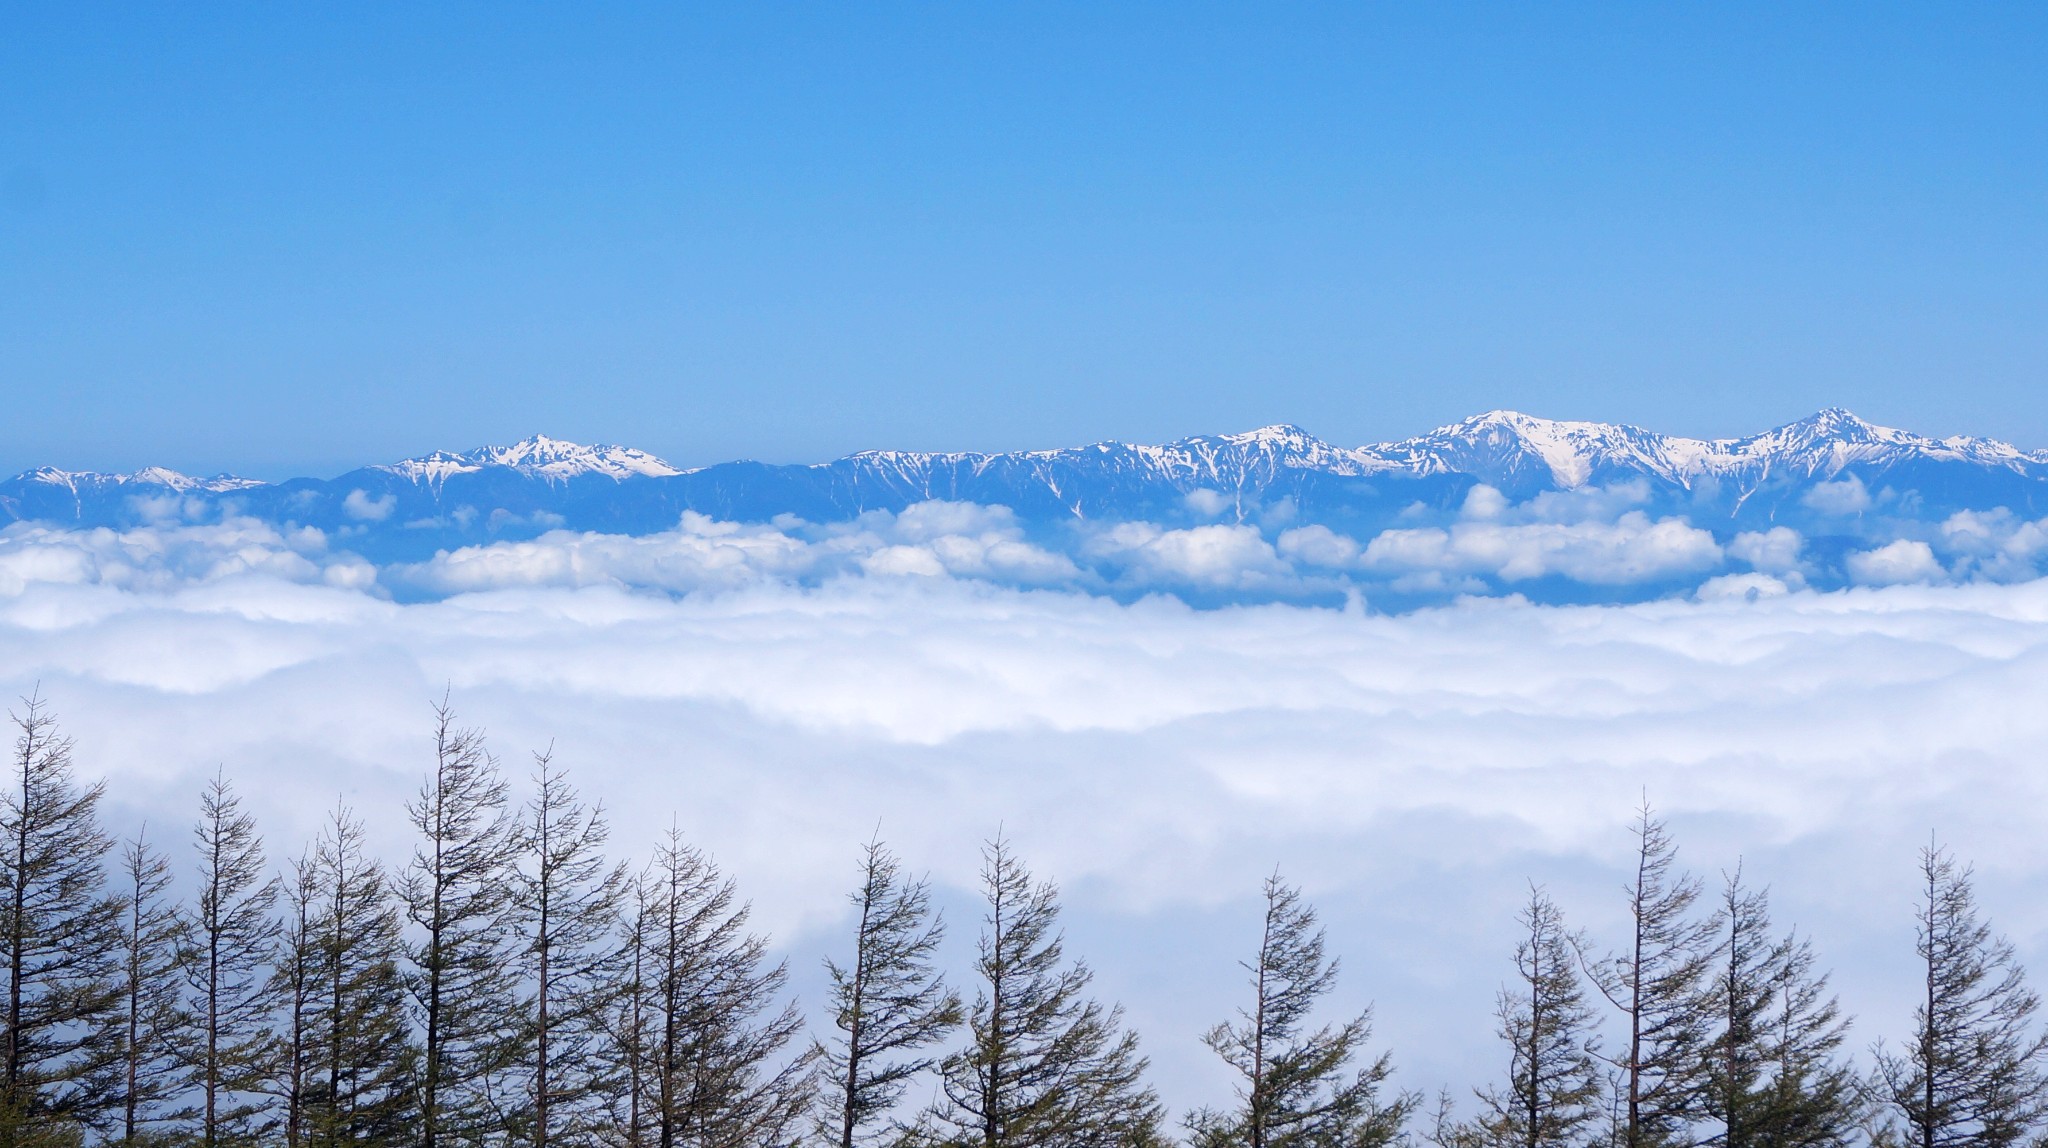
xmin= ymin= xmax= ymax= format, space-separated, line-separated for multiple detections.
xmin=4 ymin=692 xmax=2046 ymax=1148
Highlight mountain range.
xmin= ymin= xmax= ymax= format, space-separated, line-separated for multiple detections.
xmin=6 ymin=409 xmax=2045 ymax=564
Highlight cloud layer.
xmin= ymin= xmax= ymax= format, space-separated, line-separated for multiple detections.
xmin=18 ymin=482 xmax=2048 ymax=611
xmin=2 ymin=543 xmax=2047 ymax=1110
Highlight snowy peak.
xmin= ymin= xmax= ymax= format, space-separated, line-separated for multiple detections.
xmin=9 ymin=410 xmax=2047 ymax=536
xmin=1363 ymin=408 xmax=2048 ymax=490
xmin=469 ymin=435 xmax=683 ymax=479
xmin=1718 ymin=409 xmax=2046 ymax=478
xmin=1214 ymin=423 xmax=1325 ymax=450
xmin=1130 ymin=424 xmax=1368 ymax=478
xmin=379 ymin=435 xmax=683 ymax=485
xmin=839 ymin=424 xmax=1366 ymax=489
xmin=19 ymin=465 xmax=265 ymax=494
xmin=1364 ymin=410 xmax=1672 ymax=489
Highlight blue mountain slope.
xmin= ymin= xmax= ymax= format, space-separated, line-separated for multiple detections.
xmin=5 ymin=412 xmax=2046 ymax=567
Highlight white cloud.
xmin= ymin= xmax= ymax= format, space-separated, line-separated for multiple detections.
xmin=5 ymin=572 xmax=2048 ymax=1114
xmin=343 ymin=489 xmax=396 ymax=522
xmin=1275 ymin=524 xmax=1361 ymax=568
xmin=1937 ymin=509 xmax=2048 ymax=582
xmin=12 ymin=494 xmax=2048 ymax=616
xmin=399 ymin=514 xmax=817 ymax=594
xmin=1696 ymin=572 xmax=1791 ymax=602
xmin=1728 ymin=526 xmax=1804 ymax=575
xmin=1460 ymin=484 xmax=1509 ymax=520
xmin=1183 ymin=489 xmax=1233 ymax=518
xmin=395 ymin=504 xmax=1083 ymax=595
xmin=0 ymin=519 xmax=361 ymax=596
xmin=1360 ymin=512 xmax=1722 ymax=585
xmin=1846 ymin=539 xmax=1946 ymax=586
xmin=1516 ymin=478 xmax=1654 ymax=523
xmin=1082 ymin=522 xmax=1292 ymax=589
xmin=1801 ymin=474 xmax=1872 ymax=516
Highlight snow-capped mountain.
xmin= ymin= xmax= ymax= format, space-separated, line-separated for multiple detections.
xmin=17 ymin=465 xmax=268 ymax=496
xmin=5 ymin=414 xmax=2048 ymax=564
xmin=1364 ymin=407 xmax=2048 ymax=493
xmin=378 ymin=435 xmax=685 ymax=487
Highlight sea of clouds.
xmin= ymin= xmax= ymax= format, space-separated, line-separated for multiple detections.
xmin=2 ymin=505 xmax=2048 ymax=1115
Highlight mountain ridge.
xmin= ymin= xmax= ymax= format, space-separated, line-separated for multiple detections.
xmin=8 ymin=409 xmax=2048 ymax=567
xmin=22 ymin=407 xmax=2047 ymax=492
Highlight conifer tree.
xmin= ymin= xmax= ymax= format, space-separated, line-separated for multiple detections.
xmin=0 ymin=691 xmax=125 ymax=1142
xmin=274 ymin=850 xmax=320 ymax=1148
xmin=183 ymin=772 xmax=281 ymax=1148
xmin=401 ymin=699 xmax=518 ymax=1148
xmin=1874 ymin=845 xmax=2048 ymax=1148
xmin=634 ymin=826 xmax=810 ymax=1147
xmin=313 ymin=804 xmax=417 ymax=1148
xmin=594 ymin=874 xmax=655 ymax=1148
xmin=934 ymin=834 xmax=1165 ymax=1148
xmin=1455 ymin=888 xmax=1601 ymax=1148
xmin=510 ymin=749 xmax=629 ymax=1148
xmin=1582 ymin=802 xmax=1721 ymax=1148
xmin=1700 ymin=869 xmax=1858 ymax=1148
xmin=114 ymin=827 xmax=194 ymax=1147
xmin=1188 ymin=872 xmax=1412 ymax=1148
xmin=816 ymin=837 xmax=962 ymax=1148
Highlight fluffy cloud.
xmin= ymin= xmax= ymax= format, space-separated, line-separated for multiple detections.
xmin=1359 ymin=512 xmax=1722 ymax=585
xmin=1727 ymin=526 xmax=1804 ymax=576
xmin=1695 ymin=572 xmax=1791 ymax=601
xmin=396 ymin=504 xmax=1084 ymax=595
xmin=1846 ymin=539 xmax=1946 ymax=586
xmin=21 ymin=493 xmax=2048 ymax=611
xmin=343 ymin=489 xmax=396 ymax=522
xmin=0 ymin=519 xmax=374 ymax=595
xmin=5 ymin=566 xmax=2048 ymax=1108
xmin=1081 ymin=522 xmax=1293 ymax=589
xmin=1937 ymin=509 xmax=2048 ymax=582
xmin=1275 ymin=524 xmax=1361 ymax=568
xmin=1801 ymin=474 xmax=1873 ymax=516
xmin=1183 ymin=489 xmax=1234 ymax=518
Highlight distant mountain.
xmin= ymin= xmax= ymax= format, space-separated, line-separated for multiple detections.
xmin=378 ymin=435 xmax=683 ymax=487
xmin=6 ymin=411 xmax=2047 ymax=562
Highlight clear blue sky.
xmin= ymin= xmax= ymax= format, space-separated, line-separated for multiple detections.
xmin=5 ymin=4 xmax=2047 ymax=478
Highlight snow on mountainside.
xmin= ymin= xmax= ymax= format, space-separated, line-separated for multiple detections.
xmin=11 ymin=413 xmax=2045 ymax=497
xmin=377 ymin=434 xmax=684 ymax=486
xmin=819 ymin=409 xmax=2048 ymax=505
xmin=1355 ymin=408 xmax=2048 ymax=491
xmin=11 ymin=410 xmax=2048 ymax=607
xmin=7 ymin=412 xmax=2048 ymax=554
xmin=835 ymin=424 xmax=1379 ymax=499
xmin=20 ymin=465 xmax=266 ymax=494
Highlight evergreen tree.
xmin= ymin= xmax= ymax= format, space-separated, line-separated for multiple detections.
xmin=313 ymin=804 xmax=417 ymax=1148
xmin=182 ymin=772 xmax=281 ymax=1148
xmin=1582 ymin=802 xmax=1721 ymax=1148
xmin=401 ymin=699 xmax=518 ymax=1148
xmin=1188 ymin=872 xmax=1413 ymax=1148
xmin=634 ymin=826 xmax=810 ymax=1148
xmin=1700 ymin=868 xmax=1858 ymax=1148
xmin=816 ymin=837 xmax=962 ymax=1148
xmin=933 ymin=834 xmax=1165 ymax=1148
xmin=1874 ymin=845 xmax=2048 ymax=1148
xmin=114 ymin=827 xmax=194 ymax=1147
xmin=510 ymin=748 xmax=629 ymax=1148
xmin=1454 ymin=888 xmax=1601 ymax=1148
xmin=0 ymin=690 xmax=125 ymax=1144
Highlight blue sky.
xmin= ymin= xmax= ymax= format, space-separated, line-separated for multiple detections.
xmin=5 ymin=4 xmax=2048 ymax=477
